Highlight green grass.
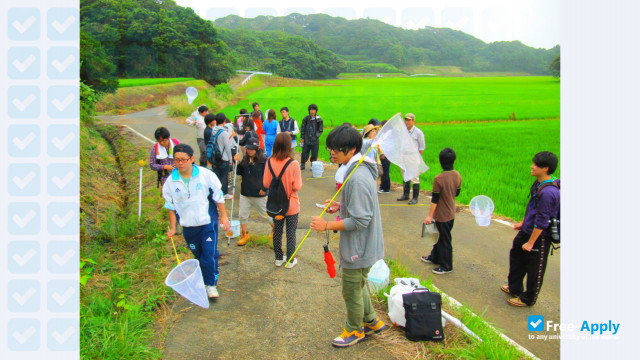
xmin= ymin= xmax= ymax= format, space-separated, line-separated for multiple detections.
xmin=337 ymin=73 xmax=409 ymax=79
xmin=118 ymin=78 xmax=195 ymax=87
xmin=370 ymin=259 xmax=526 ymax=359
xmin=219 ymin=76 xmax=559 ymax=126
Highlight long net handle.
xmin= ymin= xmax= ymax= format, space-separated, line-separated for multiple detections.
xmin=168 ymin=227 xmax=181 ymax=264
xmin=284 ymin=146 xmax=373 ymax=267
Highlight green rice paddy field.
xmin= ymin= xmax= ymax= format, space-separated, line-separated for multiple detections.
xmin=219 ymin=76 xmax=560 ymax=220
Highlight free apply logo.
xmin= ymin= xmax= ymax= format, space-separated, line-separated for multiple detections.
xmin=527 ymin=315 xmax=620 ymax=338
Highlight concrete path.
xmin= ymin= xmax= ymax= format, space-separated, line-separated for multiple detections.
xmin=97 ymin=107 xmax=560 ymax=359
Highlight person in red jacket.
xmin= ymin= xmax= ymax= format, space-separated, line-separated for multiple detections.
xmin=252 ymin=110 xmax=266 ymax=150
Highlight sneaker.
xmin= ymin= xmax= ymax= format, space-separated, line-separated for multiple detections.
xmin=275 ymin=256 xmax=286 ymax=267
xmin=507 ymin=297 xmax=529 ymax=307
xmin=501 ymin=285 xmax=516 ymax=296
xmin=377 ymin=189 xmax=390 ymax=194
xmin=331 ymin=328 xmax=365 ymax=348
xmin=363 ymin=318 xmax=388 ymax=335
xmin=223 ymin=194 xmax=233 ymax=200
xmin=206 ymin=285 xmax=219 ymax=298
xmin=432 ymin=266 xmax=452 ymax=275
xmin=421 ymin=256 xmax=434 ymax=264
xmin=285 ymin=258 xmax=298 ymax=269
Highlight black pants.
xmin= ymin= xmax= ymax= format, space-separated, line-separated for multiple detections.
xmin=197 ymin=138 xmax=208 ymax=167
xmin=379 ymin=157 xmax=391 ymax=192
xmin=507 ymin=231 xmax=552 ymax=306
xmin=212 ymin=161 xmax=230 ymax=195
xmin=301 ymin=142 xmax=319 ymax=167
xmin=429 ymin=220 xmax=454 ymax=270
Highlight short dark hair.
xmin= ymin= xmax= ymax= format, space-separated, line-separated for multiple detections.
xmin=215 ymin=113 xmax=226 ymax=125
xmin=173 ymin=143 xmax=194 ymax=157
xmin=198 ymin=105 xmax=208 ymax=114
xmin=326 ymin=124 xmax=362 ymax=155
xmin=368 ymin=118 xmax=380 ymax=126
xmin=272 ymin=132 xmax=292 ymax=160
xmin=244 ymin=118 xmax=255 ymax=131
xmin=239 ymin=108 xmax=248 ymax=115
xmin=280 ymin=107 xmax=289 ymax=112
xmin=252 ymin=102 xmax=259 ymax=108
xmin=204 ymin=113 xmax=216 ymax=126
xmin=439 ymin=148 xmax=456 ymax=171
xmin=533 ymin=151 xmax=558 ymax=175
xmin=308 ymin=104 xmax=318 ymax=112
xmin=154 ymin=127 xmax=170 ymax=140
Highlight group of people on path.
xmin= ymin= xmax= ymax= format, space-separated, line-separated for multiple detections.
xmin=149 ymin=104 xmax=560 ymax=348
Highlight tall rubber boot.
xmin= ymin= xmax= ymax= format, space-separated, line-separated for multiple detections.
xmin=408 ymin=184 xmax=420 ymax=205
xmin=397 ymin=181 xmax=410 ymax=201
xmin=237 ymin=229 xmax=250 ymax=246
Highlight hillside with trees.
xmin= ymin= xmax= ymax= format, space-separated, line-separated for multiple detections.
xmin=213 ymin=13 xmax=560 ymax=75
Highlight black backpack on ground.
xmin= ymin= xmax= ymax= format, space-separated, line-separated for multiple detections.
xmin=266 ymin=158 xmax=294 ymax=218
xmin=206 ymin=129 xmax=225 ymax=163
xmin=402 ymin=289 xmax=444 ymax=342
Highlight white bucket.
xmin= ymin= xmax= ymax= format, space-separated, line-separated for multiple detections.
xmin=228 ymin=220 xmax=240 ymax=238
xmin=165 ymin=259 xmax=209 ymax=309
xmin=311 ymin=161 xmax=324 ymax=178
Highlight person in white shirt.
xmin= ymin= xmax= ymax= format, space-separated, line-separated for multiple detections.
xmin=164 ymin=144 xmax=231 ymax=299
xmin=396 ymin=113 xmax=426 ymax=205
xmin=185 ymin=105 xmax=209 ymax=167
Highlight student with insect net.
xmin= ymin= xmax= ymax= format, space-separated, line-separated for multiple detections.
xmin=309 ymin=125 xmax=388 ymax=348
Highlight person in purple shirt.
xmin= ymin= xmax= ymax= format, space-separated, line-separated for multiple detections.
xmin=502 ymin=151 xmax=560 ymax=307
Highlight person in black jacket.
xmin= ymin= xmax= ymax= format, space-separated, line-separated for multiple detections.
xmin=233 ymin=138 xmax=273 ymax=245
xmin=300 ymin=103 xmax=323 ymax=170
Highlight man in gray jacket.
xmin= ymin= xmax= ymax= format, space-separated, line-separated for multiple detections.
xmin=310 ymin=125 xmax=388 ymax=348
xmin=209 ymin=114 xmax=234 ymax=199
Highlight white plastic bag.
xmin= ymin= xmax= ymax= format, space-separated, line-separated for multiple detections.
xmin=367 ymin=259 xmax=390 ymax=293
xmin=385 ymin=282 xmax=414 ymax=327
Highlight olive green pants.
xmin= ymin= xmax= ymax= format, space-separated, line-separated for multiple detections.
xmin=342 ymin=267 xmax=376 ymax=332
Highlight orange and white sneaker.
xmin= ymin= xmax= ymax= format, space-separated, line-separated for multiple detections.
xmin=363 ymin=318 xmax=388 ymax=335
xmin=331 ymin=328 xmax=365 ymax=347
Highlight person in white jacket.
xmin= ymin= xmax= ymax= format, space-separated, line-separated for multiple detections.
xmin=185 ymin=105 xmax=209 ymax=167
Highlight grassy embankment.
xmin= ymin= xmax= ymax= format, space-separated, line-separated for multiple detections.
xmin=80 ymin=124 xmax=191 ymax=358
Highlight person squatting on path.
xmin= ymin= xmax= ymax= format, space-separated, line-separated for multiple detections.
xmin=209 ymin=115 xmax=234 ymax=200
xmin=300 ymin=103 xmax=323 ymax=170
xmin=502 ymin=151 xmax=560 ymax=307
xmin=234 ymin=137 xmax=274 ymax=246
xmin=263 ymin=109 xmax=279 ymax=157
xmin=164 ymin=144 xmax=231 ymax=299
xmin=310 ymin=125 xmax=388 ymax=348
xmin=263 ymin=133 xmax=302 ymax=269
xmin=149 ymin=127 xmax=180 ymax=189
xmin=397 ymin=113 xmax=425 ymax=205
xmin=421 ymin=148 xmax=462 ymax=275
xmin=185 ymin=105 xmax=209 ymax=167
xmin=277 ymin=107 xmax=299 ymax=149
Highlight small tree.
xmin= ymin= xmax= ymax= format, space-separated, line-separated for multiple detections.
xmin=549 ymin=55 xmax=560 ymax=78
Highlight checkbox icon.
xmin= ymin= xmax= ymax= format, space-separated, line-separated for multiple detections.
xmin=9 ymin=241 xmax=41 ymax=274
xmin=48 ymin=125 xmax=79 ymax=157
xmin=48 ymin=86 xmax=79 ymax=118
xmin=47 ymin=318 xmax=78 ymax=351
xmin=8 ymin=318 xmax=41 ymax=351
xmin=8 ymin=202 xmax=41 ymax=235
xmin=8 ymin=164 xmax=41 ymax=196
xmin=48 ymin=164 xmax=78 ymax=196
xmin=9 ymin=47 xmax=41 ymax=79
xmin=528 ymin=315 xmax=545 ymax=331
xmin=9 ymin=125 xmax=41 ymax=158
xmin=8 ymin=279 xmax=41 ymax=312
xmin=47 ymin=8 xmax=79 ymax=41
xmin=48 ymin=241 xmax=78 ymax=273
xmin=47 ymin=202 xmax=79 ymax=235
xmin=48 ymin=280 xmax=78 ymax=312
xmin=47 ymin=47 xmax=78 ymax=79
xmin=8 ymin=86 xmax=40 ymax=119
xmin=9 ymin=8 xmax=41 ymax=41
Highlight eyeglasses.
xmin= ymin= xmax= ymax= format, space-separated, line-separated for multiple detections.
xmin=326 ymin=147 xmax=347 ymax=153
xmin=174 ymin=157 xmax=192 ymax=163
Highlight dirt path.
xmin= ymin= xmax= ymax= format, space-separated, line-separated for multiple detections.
xmin=98 ymin=107 xmax=560 ymax=359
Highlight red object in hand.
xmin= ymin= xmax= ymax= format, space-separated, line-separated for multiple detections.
xmin=323 ymin=244 xmax=337 ymax=278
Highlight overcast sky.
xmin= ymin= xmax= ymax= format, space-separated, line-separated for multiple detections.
xmin=175 ymin=0 xmax=560 ymax=49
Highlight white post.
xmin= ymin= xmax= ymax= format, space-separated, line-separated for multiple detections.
xmin=138 ymin=166 xmax=143 ymax=220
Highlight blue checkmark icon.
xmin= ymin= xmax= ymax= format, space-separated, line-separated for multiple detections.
xmin=528 ymin=315 xmax=544 ymax=331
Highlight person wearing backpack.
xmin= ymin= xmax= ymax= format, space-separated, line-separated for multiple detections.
xmin=233 ymin=138 xmax=274 ymax=246
xmin=262 ymin=133 xmax=302 ymax=268
xmin=277 ymin=107 xmax=299 ymax=148
xmin=185 ymin=105 xmax=209 ymax=167
xmin=208 ymin=115 xmax=233 ymax=200
xmin=502 ymin=151 xmax=560 ymax=307
xmin=309 ymin=125 xmax=388 ymax=348
xmin=300 ymin=103 xmax=323 ymax=170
